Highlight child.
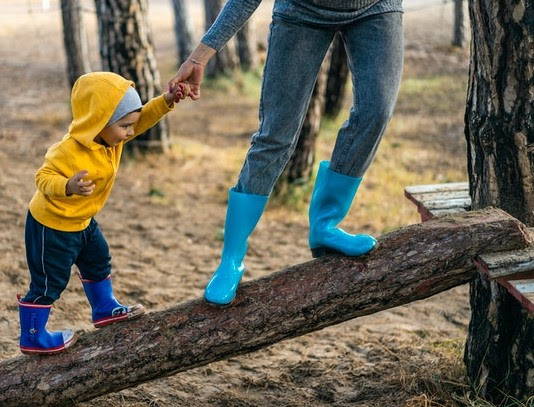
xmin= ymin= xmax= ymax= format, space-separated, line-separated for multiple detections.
xmin=18 ymin=71 xmax=188 ymax=355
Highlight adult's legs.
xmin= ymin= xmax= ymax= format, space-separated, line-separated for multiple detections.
xmin=235 ymin=17 xmax=335 ymax=196
xmin=331 ymin=12 xmax=404 ymax=176
xmin=205 ymin=18 xmax=334 ymax=305
xmin=308 ymin=12 xmax=404 ymax=257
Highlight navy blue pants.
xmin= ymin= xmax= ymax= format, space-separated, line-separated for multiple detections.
xmin=23 ymin=211 xmax=111 ymax=305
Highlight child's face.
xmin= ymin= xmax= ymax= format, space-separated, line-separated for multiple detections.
xmin=96 ymin=111 xmax=142 ymax=147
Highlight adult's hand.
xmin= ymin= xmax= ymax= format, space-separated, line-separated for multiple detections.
xmin=168 ymin=43 xmax=217 ymax=101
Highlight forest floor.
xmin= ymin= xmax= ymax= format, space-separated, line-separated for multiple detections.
xmin=0 ymin=1 xmax=511 ymax=406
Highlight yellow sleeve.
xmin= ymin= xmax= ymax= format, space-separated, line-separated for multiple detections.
xmin=35 ymin=143 xmax=72 ymax=197
xmin=126 ymin=95 xmax=174 ymax=142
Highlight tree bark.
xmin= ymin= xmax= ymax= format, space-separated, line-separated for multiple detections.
xmin=95 ymin=0 xmax=170 ymax=153
xmin=171 ymin=0 xmax=195 ymax=66
xmin=204 ymin=0 xmax=238 ymax=77
xmin=464 ymin=0 xmax=534 ymax=402
xmin=452 ymin=0 xmax=465 ymax=48
xmin=236 ymin=20 xmax=258 ymax=71
xmin=0 ymin=209 xmax=531 ymax=407
xmin=275 ymin=48 xmax=332 ymax=193
xmin=60 ymin=0 xmax=90 ymax=87
xmin=324 ymin=33 xmax=349 ymax=118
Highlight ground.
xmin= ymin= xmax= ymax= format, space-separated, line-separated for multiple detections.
xmin=0 ymin=1 xmax=491 ymax=406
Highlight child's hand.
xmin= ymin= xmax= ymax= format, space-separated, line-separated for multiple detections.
xmin=165 ymin=82 xmax=192 ymax=106
xmin=66 ymin=170 xmax=95 ymax=196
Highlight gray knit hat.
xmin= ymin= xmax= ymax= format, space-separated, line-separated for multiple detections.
xmin=106 ymin=86 xmax=143 ymax=126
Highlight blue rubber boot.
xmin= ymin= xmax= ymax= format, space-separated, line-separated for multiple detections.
xmin=81 ymin=276 xmax=145 ymax=328
xmin=309 ymin=161 xmax=377 ymax=258
xmin=18 ymin=294 xmax=76 ymax=355
xmin=204 ymin=188 xmax=269 ymax=305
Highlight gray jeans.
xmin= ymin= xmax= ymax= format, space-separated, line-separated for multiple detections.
xmin=235 ymin=10 xmax=404 ymax=196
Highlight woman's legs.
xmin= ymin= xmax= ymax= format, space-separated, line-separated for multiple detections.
xmin=308 ymin=12 xmax=404 ymax=257
xmin=205 ymin=18 xmax=335 ymax=305
xmin=331 ymin=12 xmax=404 ymax=176
xmin=235 ymin=17 xmax=335 ymax=196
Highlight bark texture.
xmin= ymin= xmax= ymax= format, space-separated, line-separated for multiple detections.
xmin=172 ymin=0 xmax=195 ymax=66
xmin=464 ymin=0 xmax=534 ymax=402
xmin=95 ymin=0 xmax=169 ymax=153
xmin=0 ymin=209 xmax=531 ymax=407
xmin=452 ymin=0 xmax=465 ymax=48
xmin=60 ymin=0 xmax=90 ymax=87
xmin=204 ymin=0 xmax=238 ymax=77
xmin=324 ymin=33 xmax=349 ymax=118
xmin=236 ymin=20 xmax=258 ymax=71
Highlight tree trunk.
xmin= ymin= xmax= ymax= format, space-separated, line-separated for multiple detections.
xmin=0 ymin=209 xmax=530 ymax=407
xmin=95 ymin=0 xmax=170 ymax=153
xmin=236 ymin=20 xmax=258 ymax=71
xmin=204 ymin=0 xmax=238 ymax=77
xmin=275 ymin=48 xmax=332 ymax=194
xmin=60 ymin=0 xmax=90 ymax=87
xmin=324 ymin=33 xmax=349 ymax=118
xmin=171 ymin=0 xmax=195 ymax=66
xmin=452 ymin=0 xmax=465 ymax=48
xmin=464 ymin=0 xmax=534 ymax=402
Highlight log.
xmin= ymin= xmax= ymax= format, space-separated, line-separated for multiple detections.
xmin=0 ymin=208 xmax=531 ymax=406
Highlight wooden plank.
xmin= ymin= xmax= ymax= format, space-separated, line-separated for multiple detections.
xmin=474 ymin=247 xmax=534 ymax=313
xmin=423 ymin=197 xmax=471 ymax=210
xmin=404 ymin=182 xmax=471 ymax=223
xmin=477 ymin=246 xmax=534 ymax=279
xmin=510 ymin=280 xmax=534 ymax=293
xmin=404 ymin=182 xmax=469 ymax=195
xmin=429 ymin=208 xmax=468 ymax=217
xmin=407 ymin=190 xmax=470 ymax=203
xmin=497 ymin=279 xmax=534 ymax=313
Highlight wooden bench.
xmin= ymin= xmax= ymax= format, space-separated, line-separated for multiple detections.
xmin=405 ymin=182 xmax=534 ymax=313
xmin=404 ymin=182 xmax=470 ymax=222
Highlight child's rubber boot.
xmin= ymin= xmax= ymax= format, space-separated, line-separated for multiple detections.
xmin=18 ymin=294 xmax=76 ymax=355
xmin=204 ymin=188 xmax=268 ymax=306
xmin=309 ymin=161 xmax=377 ymax=258
xmin=80 ymin=276 xmax=144 ymax=328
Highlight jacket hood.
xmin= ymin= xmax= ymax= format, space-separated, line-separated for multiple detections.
xmin=68 ymin=72 xmax=136 ymax=150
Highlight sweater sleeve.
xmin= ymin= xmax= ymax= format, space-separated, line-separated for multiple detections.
xmin=35 ymin=144 xmax=71 ymax=198
xmin=127 ymin=94 xmax=174 ymax=142
xmin=201 ymin=0 xmax=263 ymax=51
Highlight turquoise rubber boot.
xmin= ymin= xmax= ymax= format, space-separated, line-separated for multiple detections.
xmin=18 ymin=294 xmax=76 ymax=355
xmin=309 ymin=161 xmax=377 ymax=258
xmin=81 ymin=276 xmax=145 ymax=328
xmin=204 ymin=188 xmax=268 ymax=305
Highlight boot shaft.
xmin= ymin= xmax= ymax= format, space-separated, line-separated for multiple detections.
xmin=309 ymin=161 xmax=362 ymax=228
xmin=221 ymin=188 xmax=269 ymax=258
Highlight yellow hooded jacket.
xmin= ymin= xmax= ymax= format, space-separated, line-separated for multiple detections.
xmin=29 ymin=72 xmax=173 ymax=232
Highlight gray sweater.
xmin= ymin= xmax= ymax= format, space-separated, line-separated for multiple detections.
xmin=202 ymin=0 xmax=402 ymax=51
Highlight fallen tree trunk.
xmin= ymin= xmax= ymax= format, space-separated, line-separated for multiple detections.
xmin=0 ymin=208 xmax=531 ymax=406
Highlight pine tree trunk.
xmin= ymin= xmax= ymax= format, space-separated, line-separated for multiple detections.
xmin=204 ymin=0 xmax=238 ymax=77
xmin=171 ymin=0 xmax=195 ymax=66
xmin=275 ymin=49 xmax=332 ymax=193
xmin=464 ymin=0 xmax=534 ymax=402
xmin=236 ymin=20 xmax=258 ymax=71
xmin=95 ymin=0 xmax=169 ymax=153
xmin=452 ymin=0 xmax=465 ymax=48
xmin=324 ymin=33 xmax=349 ymax=118
xmin=60 ymin=0 xmax=90 ymax=87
